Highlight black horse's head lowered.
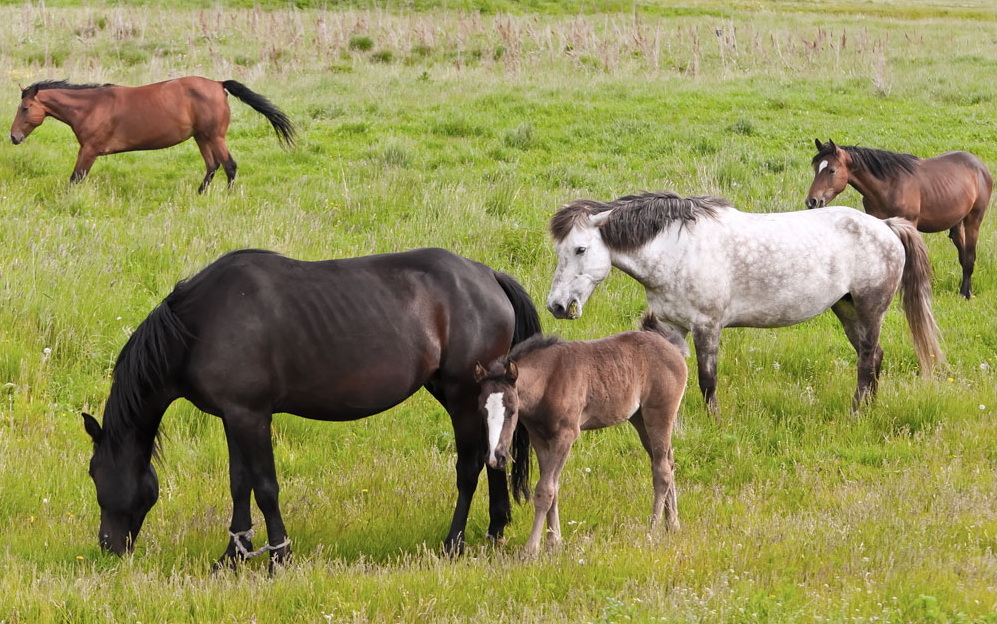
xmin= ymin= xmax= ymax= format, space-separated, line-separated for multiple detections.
xmin=84 ymin=412 xmax=159 ymax=554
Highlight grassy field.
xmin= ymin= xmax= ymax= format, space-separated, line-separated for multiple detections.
xmin=1 ymin=1 xmax=996 ymax=622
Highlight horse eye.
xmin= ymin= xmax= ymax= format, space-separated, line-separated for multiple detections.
xmin=574 ymin=247 xmax=586 ymax=256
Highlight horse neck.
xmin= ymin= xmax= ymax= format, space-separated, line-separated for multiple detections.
xmin=102 ymin=381 xmax=170 ymax=462
xmin=36 ymin=89 xmax=99 ymax=128
xmin=606 ymin=240 xmax=671 ymax=290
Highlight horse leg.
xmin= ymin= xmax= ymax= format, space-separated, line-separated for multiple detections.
xmin=440 ymin=397 xmax=490 ymax=556
xmin=524 ymin=432 xmax=574 ymax=556
xmin=194 ymin=136 xmax=220 ymax=193
xmin=216 ymin=143 xmax=237 ymax=188
xmin=222 ymin=407 xmax=291 ymax=571
xmin=953 ymin=205 xmax=985 ymax=299
xmin=213 ymin=425 xmax=256 ymax=570
xmin=70 ymin=145 xmax=98 ymax=184
xmin=691 ymin=324 xmax=721 ymax=413
xmin=831 ymin=299 xmax=884 ymax=410
xmin=630 ymin=410 xmax=679 ymax=531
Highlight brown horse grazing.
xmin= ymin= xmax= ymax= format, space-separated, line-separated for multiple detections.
xmin=10 ymin=77 xmax=296 ymax=192
xmin=806 ymin=139 xmax=992 ymax=298
xmin=473 ymin=312 xmax=688 ymax=556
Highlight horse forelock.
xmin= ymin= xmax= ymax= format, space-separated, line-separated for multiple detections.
xmin=22 ymin=79 xmax=114 ymax=98
xmin=839 ymin=145 xmax=919 ymax=180
xmin=549 ymin=199 xmax=611 ymax=242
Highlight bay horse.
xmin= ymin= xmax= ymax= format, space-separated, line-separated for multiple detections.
xmin=10 ymin=77 xmax=296 ymax=192
xmin=81 ymin=248 xmax=541 ymax=569
xmin=473 ymin=312 xmax=688 ymax=556
xmin=806 ymin=139 xmax=992 ymax=298
xmin=546 ymin=192 xmax=944 ymax=413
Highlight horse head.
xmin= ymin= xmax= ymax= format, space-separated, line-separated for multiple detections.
xmin=10 ymin=84 xmax=46 ymax=145
xmin=546 ymin=209 xmax=614 ymax=319
xmin=473 ymin=359 xmax=520 ymax=470
xmin=806 ymin=139 xmax=850 ymax=209
xmin=83 ymin=413 xmax=160 ymax=555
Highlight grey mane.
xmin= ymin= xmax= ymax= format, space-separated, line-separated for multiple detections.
xmin=549 ymin=191 xmax=731 ymax=251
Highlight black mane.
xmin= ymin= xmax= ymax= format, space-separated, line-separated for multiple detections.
xmin=22 ymin=79 xmax=114 ymax=98
xmin=550 ymin=191 xmax=730 ymax=251
xmin=814 ymin=144 xmax=920 ymax=180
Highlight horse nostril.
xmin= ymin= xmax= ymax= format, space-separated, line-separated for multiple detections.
xmin=549 ymin=302 xmax=564 ymax=316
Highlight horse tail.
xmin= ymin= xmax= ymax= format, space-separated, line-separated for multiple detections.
xmin=884 ymin=218 xmax=945 ymax=372
xmin=640 ymin=311 xmax=690 ymax=357
xmin=494 ymin=271 xmax=543 ymax=503
xmin=221 ymin=80 xmax=296 ymax=147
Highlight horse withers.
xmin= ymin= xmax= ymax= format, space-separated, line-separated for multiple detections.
xmin=10 ymin=77 xmax=296 ymax=192
xmin=806 ymin=139 xmax=992 ymax=298
xmin=82 ymin=248 xmax=542 ymax=569
xmin=547 ymin=192 xmax=944 ymax=413
xmin=473 ymin=312 xmax=688 ymax=556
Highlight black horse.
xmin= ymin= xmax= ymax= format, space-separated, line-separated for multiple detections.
xmin=83 ymin=248 xmax=540 ymax=568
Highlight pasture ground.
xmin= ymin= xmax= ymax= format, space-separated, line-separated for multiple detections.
xmin=1 ymin=1 xmax=996 ymax=622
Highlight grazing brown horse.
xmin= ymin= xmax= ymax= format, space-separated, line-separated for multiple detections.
xmin=473 ymin=312 xmax=688 ymax=555
xmin=806 ymin=139 xmax=992 ymax=298
xmin=10 ymin=77 xmax=296 ymax=192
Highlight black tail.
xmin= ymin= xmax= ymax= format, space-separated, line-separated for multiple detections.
xmin=640 ymin=311 xmax=690 ymax=357
xmin=494 ymin=271 xmax=542 ymax=503
xmin=222 ymin=80 xmax=296 ymax=148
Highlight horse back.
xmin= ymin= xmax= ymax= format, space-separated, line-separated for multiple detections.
xmin=100 ymin=77 xmax=229 ymax=152
xmin=169 ymin=249 xmax=516 ymax=420
xmin=517 ymin=331 xmax=687 ymax=433
xmin=912 ymin=151 xmax=993 ymax=230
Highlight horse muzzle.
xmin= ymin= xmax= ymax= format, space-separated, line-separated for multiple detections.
xmin=805 ymin=197 xmax=826 ymax=209
xmin=10 ymin=134 xmax=23 ymax=145
xmin=547 ymin=299 xmax=581 ymax=320
xmin=488 ymin=449 xmax=509 ymax=470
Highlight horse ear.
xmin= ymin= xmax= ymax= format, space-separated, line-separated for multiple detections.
xmin=815 ymin=138 xmax=823 ymax=150
xmin=590 ymin=209 xmax=613 ymax=227
xmin=472 ymin=361 xmax=487 ymax=383
xmin=505 ymin=360 xmax=519 ymax=382
xmin=827 ymin=139 xmax=838 ymax=152
xmin=82 ymin=412 xmax=103 ymax=444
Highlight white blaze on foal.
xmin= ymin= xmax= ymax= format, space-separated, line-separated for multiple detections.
xmin=484 ymin=392 xmax=506 ymax=467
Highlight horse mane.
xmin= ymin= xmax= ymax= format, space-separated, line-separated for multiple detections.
xmin=549 ymin=191 xmax=731 ymax=251
xmin=103 ymin=249 xmax=280 ymax=450
xmin=508 ymin=333 xmax=562 ymax=362
xmin=815 ymin=144 xmax=920 ymax=180
xmin=22 ymin=79 xmax=114 ymax=97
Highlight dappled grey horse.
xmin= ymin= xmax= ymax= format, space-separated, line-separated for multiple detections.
xmin=546 ymin=192 xmax=944 ymax=412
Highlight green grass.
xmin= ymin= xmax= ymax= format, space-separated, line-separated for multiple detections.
xmin=2 ymin=1 xmax=997 ymax=622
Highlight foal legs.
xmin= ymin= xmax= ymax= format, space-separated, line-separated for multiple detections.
xmin=525 ymin=432 xmax=576 ymax=556
xmin=630 ymin=411 xmax=679 ymax=531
